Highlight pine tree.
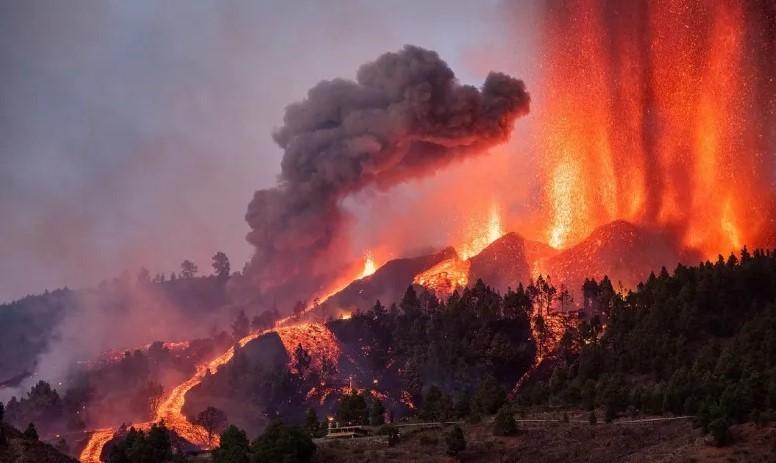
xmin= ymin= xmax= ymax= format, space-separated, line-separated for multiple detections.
xmin=213 ymin=425 xmax=249 ymax=463
xmin=305 ymin=408 xmax=319 ymax=436
xmin=709 ymin=417 xmax=732 ymax=447
xmin=370 ymin=398 xmax=386 ymax=426
xmin=23 ymin=423 xmax=38 ymax=440
xmin=445 ymin=425 xmax=466 ymax=456
xmin=493 ymin=405 xmax=517 ymax=436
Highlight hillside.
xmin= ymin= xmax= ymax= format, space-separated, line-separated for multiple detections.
xmin=184 ymin=282 xmax=536 ymax=437
xmin=320 ymin=247 xmax=458 ymax=313
xmin=0 ymin=275 xmax=232 ymax=389
xmin=518 ymin=247 xmax=776 ymax=444
xmin=316 ymin=415 xmax=776 ymax=462
xmin=0 ymin=422 xmax=77 ymax=463
xmin=468 ymin=232 xmax=531 ymax=293
xmin=539 ymin=220 xmax=705 ymax=293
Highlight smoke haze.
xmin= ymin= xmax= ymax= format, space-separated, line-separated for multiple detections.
xmin=243 ymin=45 xmax=529 ymax=308
xmin=0 ymin=0 xmax=535 ymax=304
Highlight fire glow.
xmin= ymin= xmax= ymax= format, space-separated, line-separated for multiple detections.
xmin=458 ymin=204 xmax=504 ymax=260
xmin=413 ymin=257 xmax=471 ymax=299
xmin=538 ymin=0 xmax=775 ymax=256
xmin=360 ymin=252 xmax=377 ymax=279
xmin=78 ymin=4 xmax=776 ymax=460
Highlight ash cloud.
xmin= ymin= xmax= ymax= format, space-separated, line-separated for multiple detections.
xmin=243 ymin=45 xmax=529 ymax=308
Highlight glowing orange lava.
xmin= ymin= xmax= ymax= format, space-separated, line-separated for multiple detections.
xmin=413 ymin=256 xmax=470 ymax=299
xmin=275 ymin=323 xmax=341 ymax=376
xmin=152 ymin=329 xmax=268 ymax=448
xmin=79 ymin=428 xmax=115 ymax=463
xmin=80 ymin=329 xmax=270 ymax=461
xmin=538 ymin=0 xmax=774 ymax=256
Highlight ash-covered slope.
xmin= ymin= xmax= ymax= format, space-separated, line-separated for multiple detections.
xmin=468 ymin=232 xmax=532 ymax=293
xmin=321 ymin=247 xmax=458 ymax=311
xmin=540 ymin=220 xmax=704 ymax=292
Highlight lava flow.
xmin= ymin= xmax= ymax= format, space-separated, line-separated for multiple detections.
xmin=79 ymin=329 xmax=269 ymax=462
xmin=152 ymin=329 xmax=269 ymax=448
xmin=79 ymin=428 xmax=115 ymax=463
xmin=79 ymin=319 xmax=346 ymax=461
xmin=275 ymin=323 xmax=341 ymax=376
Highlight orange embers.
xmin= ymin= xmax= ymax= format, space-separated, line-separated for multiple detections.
xmin=413 ymin=256 xmax=471 ymax=299
xmin=537 ymin=0 xmax=771 ymax=256
xmin=275 ymin=323 xmax=341 ymax=376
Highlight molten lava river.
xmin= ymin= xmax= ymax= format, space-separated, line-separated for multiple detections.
xmin=79 ymin=323 xmax=342 ymax=462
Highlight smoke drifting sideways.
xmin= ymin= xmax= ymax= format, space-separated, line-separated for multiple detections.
xmin=0 ymin=282 xmax=222 ymax=404
xmin=241 ymin=45 xmax=530 ymax=310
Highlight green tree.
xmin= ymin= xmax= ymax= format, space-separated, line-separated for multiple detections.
xmin=581 ymin=379 xmax=596 ymax=411
xmin=54 ymin=436 xmax=68 ymax=454
xmin=213 ymin=425 xmax=249 ymax=463
xmin=493 ymin=405 xmax=517 ymax=436
xmin=212 ymin=252 xmax=231 ymax=279
xmin=292 ymin=301 xmax=305 ymax=319
xmin=180 ymin=260 xmax=198 ymax=278
xmin=709 ymin=417 xmax=732 ymax=447
xmin=402 ymin=358 xmax=423 ymax=404
xmin=136 ymin=267 xmax=151 ymax=285
xmin=369 ymin=398 xmax=386 ymax=426
xmin=251 ymin=310 xmax=276 ymax=331
xmin=23 ymin=423 xmax=38 ymax=440
xmin=378 ymin=424 xmax=399 ymax=446
xmin=420 ymin=385 xmax=450 ymax=421
xmin=400 ymin=285 xmax=421 ymax=316
xmin=146 ymin=423 xmax=173 ymax=462
xmin=195 ymin=406 xmax=228 ymax=448
xmin=531 ymin=275 xmax=557 ymax=316
xmin=305 ymin=408 xmax=319 ymax=436
xmin=454 ymin=393 xmax=471 ymax=418
xmin=335 ymin=390 xmax=369 ymax=425
xmin=292 ymin=344 xmax=312 ymax=377
xmin=232 ymin=310 xmax=250 ymax=341
xmin=250 ymin=421 xmax=315 ymax=463
xmin=445 ymin=425 xmax=466 ymax=456
xmin=473 ymin=377 xmax=506 ymax=415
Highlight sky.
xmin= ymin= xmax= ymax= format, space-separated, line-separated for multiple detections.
xmin=0 ymin=0 xmax=541 ymax=303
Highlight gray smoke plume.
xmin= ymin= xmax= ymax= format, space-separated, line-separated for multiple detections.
xmin=243 ymin=45 xmax=530 ymax=308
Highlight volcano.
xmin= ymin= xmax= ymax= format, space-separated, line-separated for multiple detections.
xmin=324 ymin=220 xmax=706 ymax=310
xmin=320 ymin=247 xmax=458 ymax=313
xmin=468 ymin=232 xmax=532 ymax=293
xmin=539 ymin=220 xmax=705 ymax=294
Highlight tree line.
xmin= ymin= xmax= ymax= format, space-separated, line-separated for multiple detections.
xmin=518 ymin=248 xmax=776 ymax=446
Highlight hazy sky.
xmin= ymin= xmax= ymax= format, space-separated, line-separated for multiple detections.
xmin=0 ymin=0 xmax=540 ymax=303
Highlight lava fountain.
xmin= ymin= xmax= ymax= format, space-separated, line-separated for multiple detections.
xmin=537 ymin=0 xmax=776 ymax=255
